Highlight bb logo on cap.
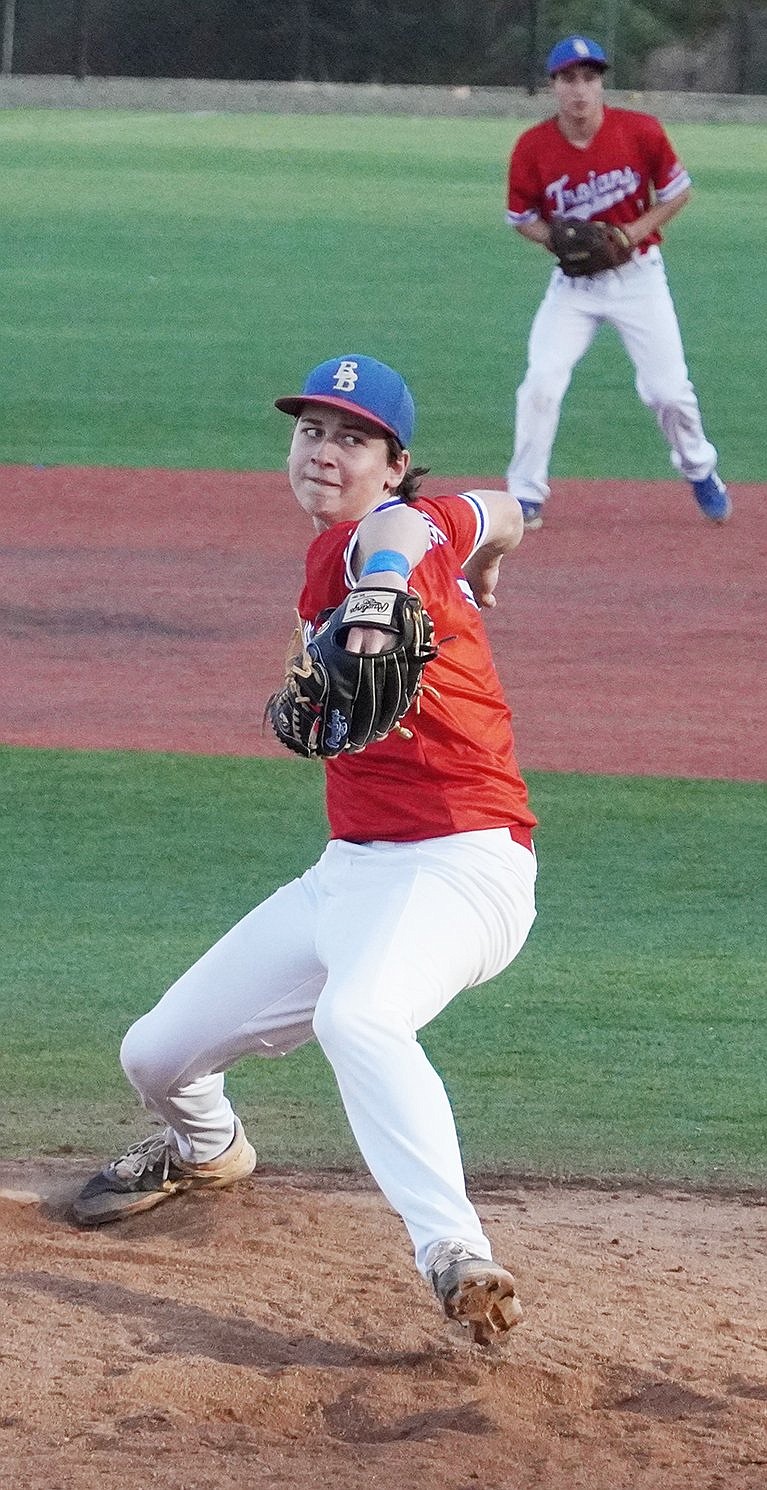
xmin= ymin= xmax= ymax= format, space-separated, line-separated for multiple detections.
xmin=274 ymin=352 xmax=416 ymax=448
xmin=546 ymin=34 xmax=609 ymax=74
xmin=332 ymin=361 xmax=360 ymax=393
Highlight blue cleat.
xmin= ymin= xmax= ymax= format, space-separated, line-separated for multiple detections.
xmin=691 ymin=472 xmax=731 ymax=523
xmin=518 ymin=498 xmax=544 ymax=531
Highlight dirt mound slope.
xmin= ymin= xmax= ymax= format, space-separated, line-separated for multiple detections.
xmin=1 ymin=1165 xmax=765 ymax=1489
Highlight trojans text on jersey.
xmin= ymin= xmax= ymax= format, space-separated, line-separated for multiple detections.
xmin=546 ymin=166 xmax=641 ymax=219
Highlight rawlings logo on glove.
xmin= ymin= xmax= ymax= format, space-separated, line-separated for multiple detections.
xmin=549 ymin=218 xmax=634 ymax=277
xmin=266 ymin=588 xmax=439 ymax=759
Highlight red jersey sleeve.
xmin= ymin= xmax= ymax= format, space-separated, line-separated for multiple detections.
xmin=506 ymin=126 xmax=544 ymax=224
xmin=641 ymin=115 xmax=690 ymax=201
xmin=412 ymin=492 xmax=491 ymax=569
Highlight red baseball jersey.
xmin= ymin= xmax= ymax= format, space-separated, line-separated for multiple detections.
xmin=507 ymin=106 xmax=690 ymax=248
xmin=298 ymin=493 xmax=536 ymax=844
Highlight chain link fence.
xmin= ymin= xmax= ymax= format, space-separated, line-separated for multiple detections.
xmin=2 ymin=1 xmax=767 ymax=93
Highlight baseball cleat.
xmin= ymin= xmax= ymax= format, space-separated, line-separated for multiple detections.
xmin=518 ymin=499 xmax=544 ymax=531
xmin=426 ymin=1239 xmax=523 ymax=1346
xmin=691 ymin=472 xmax=731 ymax=523
xmin=70 ymin=1116 xmax=256 ymax=1226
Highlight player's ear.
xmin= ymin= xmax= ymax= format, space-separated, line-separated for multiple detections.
xmin=384 ymin=446 xmax=410 ymax=491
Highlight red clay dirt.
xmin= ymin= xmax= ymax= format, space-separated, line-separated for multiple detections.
xmin=1 ymin=463 xmax=764 ymax=777
xmin=1 ymin=464 xmax=765 ymax=1490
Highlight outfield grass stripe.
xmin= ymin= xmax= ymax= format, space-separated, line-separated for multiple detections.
xmin=0 ymin=112 xmax=764 ymax=476
xmin=1 ymin=746 xmax=763 ymax=1183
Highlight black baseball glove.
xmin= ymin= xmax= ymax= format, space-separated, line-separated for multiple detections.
xmin=266 ymin=587 xmax=439 ymax=759
xmin=549 ymin=218 xmax=633 ymax=277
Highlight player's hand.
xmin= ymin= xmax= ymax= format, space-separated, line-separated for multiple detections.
xmin=463 ymin=552 xmax=502 ymax=609
xmin=345 ymin=625 xmax=390 ymax=654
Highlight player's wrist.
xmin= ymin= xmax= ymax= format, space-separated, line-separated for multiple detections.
xmin=355 ymin=572 xmax=409 ymax=593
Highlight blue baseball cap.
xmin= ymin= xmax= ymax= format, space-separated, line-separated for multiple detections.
xmin=547 ymin=35 xmax=609 ymax=75
xmin=274 ymin=354 xmax=415 ymax=448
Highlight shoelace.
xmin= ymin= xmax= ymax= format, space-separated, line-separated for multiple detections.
xmin=111 ymin=1130 xmax=175 ymax=1181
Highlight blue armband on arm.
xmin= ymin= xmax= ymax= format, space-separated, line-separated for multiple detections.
xmin=359 ymin=548 xmax=411 ymax=579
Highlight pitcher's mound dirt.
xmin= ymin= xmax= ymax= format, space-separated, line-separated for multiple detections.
xmin=1 ymin=1166 xmax=765 ymax=1490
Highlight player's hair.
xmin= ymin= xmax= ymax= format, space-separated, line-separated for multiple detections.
xmin=384 ymin=434 xmax=430 ymax=503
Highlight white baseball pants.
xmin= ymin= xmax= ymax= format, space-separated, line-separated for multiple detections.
xmin=119 ymin=827 xmax=537 ymax=1275
xmin=507 ymin=247 xmax=718 ymax=507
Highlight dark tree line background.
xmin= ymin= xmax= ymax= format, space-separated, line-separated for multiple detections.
xmin=5 ymin=1 xmax=767 ymax=92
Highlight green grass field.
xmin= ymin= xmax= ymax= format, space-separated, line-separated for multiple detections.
xmin=1 ymin=109 xmax=764 ymax=1184
xmin=2 ymin=747 xmax=764 ymax=1184
xmin=1 ymin=109 xmax=765 ymax=477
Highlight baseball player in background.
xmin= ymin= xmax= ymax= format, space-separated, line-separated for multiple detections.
xmin=506 ymin=34 xmax=731 ymax=530
xmin=72 ymin=354 xmax=538 ymax=1346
